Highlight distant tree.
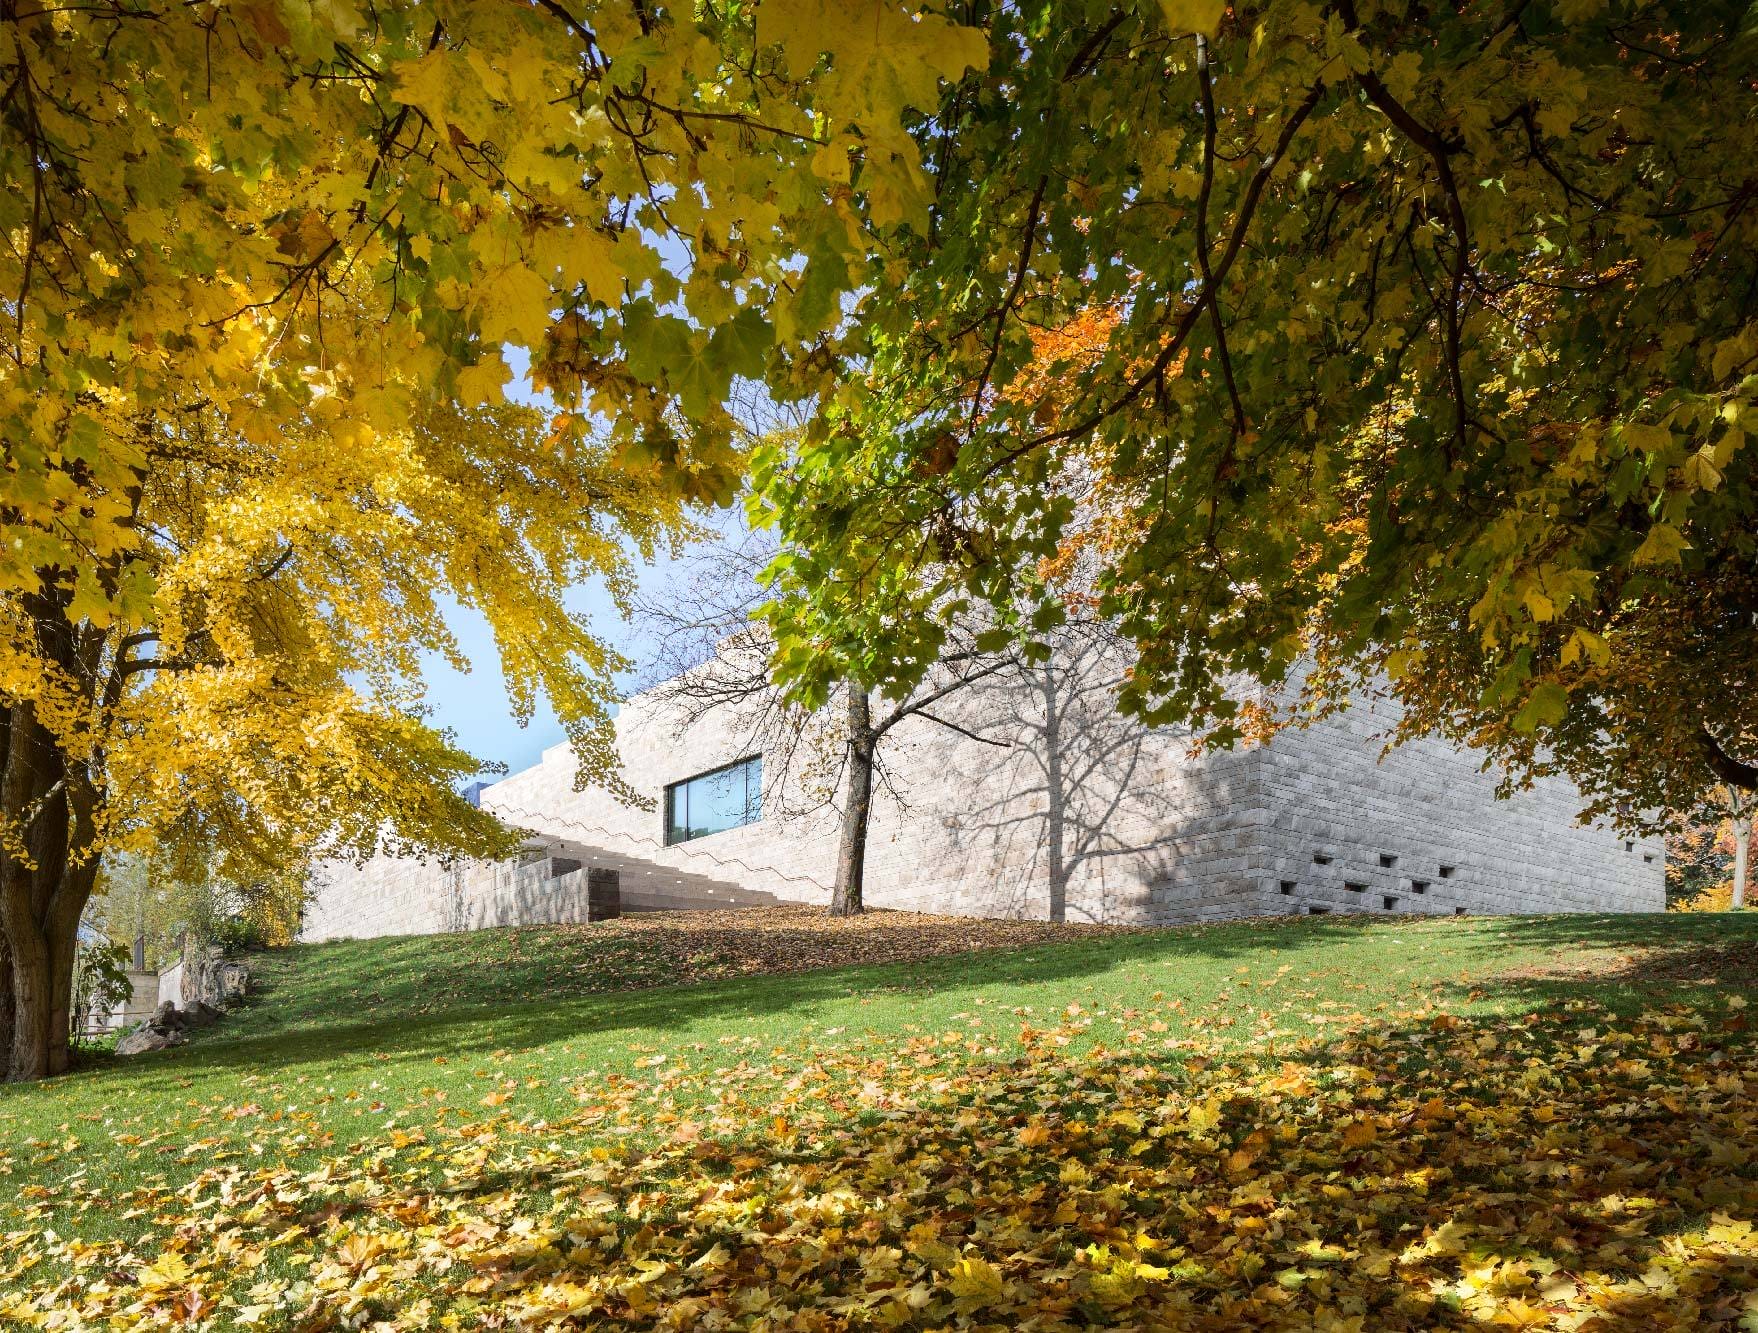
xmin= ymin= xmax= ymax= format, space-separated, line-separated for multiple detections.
xmin=635 ymin=519 xmax=1020 ymax=916
xmin=1667 ymin=820 xmax=1730 ymax=910
xmin=69 ymin=939 xmax=131 ymax=1047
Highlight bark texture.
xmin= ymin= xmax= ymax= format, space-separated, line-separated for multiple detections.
xmin=830 ymin=689 xmax=875 ymax=918
xmin=1 ymin=593 xmax=105 ymax=1081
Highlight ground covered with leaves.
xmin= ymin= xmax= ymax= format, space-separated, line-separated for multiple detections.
xmin=5 ymin=911 xmax=1758 ymax=1329
xmin=224 ymin=906 xmax=1135 ymax=1027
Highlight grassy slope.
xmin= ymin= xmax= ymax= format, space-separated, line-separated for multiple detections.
xmin=5 ymin=912 xmax=1752 ymax=1222
xmin=5 ymin=910 xmax=1758 ymax=1327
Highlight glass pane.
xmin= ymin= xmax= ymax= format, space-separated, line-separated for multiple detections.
xmin=665 ymin=784 xmax=690 ymax=845
xmin=686 ymin=764 xmax=747 ymax=839
xmin=742 ymin=758 xmax=762 ymax=822
xmin=665 ymin=758 xmax=761 ymax=845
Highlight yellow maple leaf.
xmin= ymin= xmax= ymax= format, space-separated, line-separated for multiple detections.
xmin=1157 ymin=0 xmax=1225 ymax=35
xmin=946 ymin=1255 xmax=1005 ymax=1309
xmin=1341 ymin=1119 xmax=1378 ymax=1149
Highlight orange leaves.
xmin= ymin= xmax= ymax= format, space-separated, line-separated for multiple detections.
xmin=12 ymin=998 xmax=1758 ymax=1329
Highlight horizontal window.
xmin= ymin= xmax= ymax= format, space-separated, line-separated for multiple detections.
xmin=664 ymin=756 xmax=761 ymax=846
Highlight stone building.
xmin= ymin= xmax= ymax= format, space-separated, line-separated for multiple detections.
xmin=302 ymin=642 xmax=1664 ymax=939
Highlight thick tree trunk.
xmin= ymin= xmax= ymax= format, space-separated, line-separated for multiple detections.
xmin=2 ymin=696 xmax=98 ymax=1082
xmin=1734 ymin=813 xmax=1751 ymax=910
xmin=831 ymin=689 xmax=874 ymax=918
xmin=3 ymin=859 xmax=94 ymax=1082
xmin=5 ymin=922 xmax=54 ymax=1081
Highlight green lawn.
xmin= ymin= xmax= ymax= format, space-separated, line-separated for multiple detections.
xmin=5 ymin=909 xmax=1758 ymax=1329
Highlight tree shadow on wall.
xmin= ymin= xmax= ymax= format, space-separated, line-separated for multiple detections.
xmin=935 ymin=625 xmax=1225 ymax=924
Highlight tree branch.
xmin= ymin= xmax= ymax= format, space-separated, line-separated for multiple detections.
xmin=1194 ymin=33 xmax=1246 ymax=436
xmin=1702 ymin=727 xmax=1758 ymax=792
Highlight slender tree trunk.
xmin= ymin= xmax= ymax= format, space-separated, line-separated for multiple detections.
xmin=831 ymin=689 xmax=874 ymax=917
xmin=1734 ymin=812 xmax=1751 ymax=910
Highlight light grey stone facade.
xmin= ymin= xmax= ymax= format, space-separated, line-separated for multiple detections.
xmin=302 ymin=648 xmax=1664 ymax=940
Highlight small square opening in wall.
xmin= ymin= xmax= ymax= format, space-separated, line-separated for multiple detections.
xmin=1312 ymin=851 xmax=1333 ymax=865
xmin=1379 ymin=853 xmax=1398 ymax=869
xmin=1438 ymin=865 xmax=1456 ymax=879
xmin=1454 ymin=906 xmax=1468 ymax=916
xmin=1279 ymin=880 xmax=1296 ymax=896
xmin=1644 ymin=854 xmax=1656 ymax=864
xmin=1410 ymin=880 xmax=1430 ymax=895
xmin=1308 ymin=905 xmax=1331 ymax=915
xmin=1625 ymin=841 xmax=1635 ymax=853
xmin=1343 ymin=881 xmax=1367 ymax=893
xmin=1382 ymin=895 xmax=1399 ymax=911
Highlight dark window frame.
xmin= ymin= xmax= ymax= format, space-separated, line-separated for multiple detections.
xmin=664 ymin=755 xmax=763 ymax=846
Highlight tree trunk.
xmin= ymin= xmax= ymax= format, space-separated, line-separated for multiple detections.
xmin=4 ymin=916 xmax=55 ymax=1081
xmin=831 ymin=689 xmax=874 ymax=917
xmin=2 ymin=696 xmax=98 ymax=1082
xmin=0 ymin=935 xmax=14 ymax=1075
xmin=3 ymin=866 xmax=94 ymax=1082
xmin=1734 ymin=813 xmax=1751 ymax=910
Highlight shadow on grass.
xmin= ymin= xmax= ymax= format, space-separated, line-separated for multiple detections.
xmin=19 ymin=911 xmax=1758 ymax=1103
xmin=5 ymin=913 xmax=1410 ymax=1098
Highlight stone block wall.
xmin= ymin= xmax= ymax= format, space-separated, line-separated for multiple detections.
xmin=302 ymin=645 xmax=1663 ymax=941
xmin=1247 ymin=694 xmax=1663 ymax=919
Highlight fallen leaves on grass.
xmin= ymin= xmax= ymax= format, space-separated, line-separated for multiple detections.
xmin=519 ymin=905 xmax=1137 ymax=987
xmin=1505 ymin=939 xmax=1758 ymax=991
xmin=6 ymin=996 xmax=1758 ymax=1329
xmin=296 ymin=907 xmax=1141 ymax=1020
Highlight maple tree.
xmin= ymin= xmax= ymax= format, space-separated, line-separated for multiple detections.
xmin=0 ymin=0 xmax=988 ymax=1079
xmin=758 ymin=0 xmax=1758 ymax=832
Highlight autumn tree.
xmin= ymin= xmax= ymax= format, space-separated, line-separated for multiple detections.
xmin=757 ymin=1 xmax=1758 ymax=833
xmin=0 ymin=0 xmax=986 ymax=1079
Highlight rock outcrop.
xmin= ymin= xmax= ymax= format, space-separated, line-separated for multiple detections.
xmin=116 ymin=957 xmax=250 ymax=1057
